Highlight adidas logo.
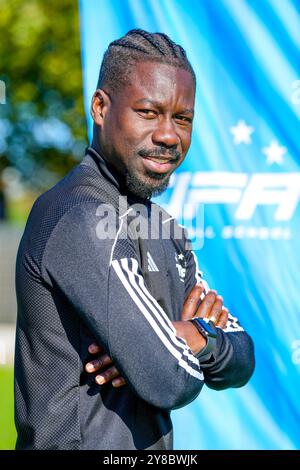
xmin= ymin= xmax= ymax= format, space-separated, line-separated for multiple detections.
xmin=147 ymin=251 xmax=159 ymax=272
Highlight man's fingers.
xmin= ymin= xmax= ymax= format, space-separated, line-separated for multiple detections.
xmin=215 ymin=307 xmax=229 ymax=329
xmin=95 ymin=366 xmax=120 ymax=385
xmin=195 ymin=290 xmax=217 ymax=318
xmin=85 ymin=353 xmax=112 ymax=373
xmin=112 ymin=377 xmax=127 ymax=388
xmin=208 ymin=295 xmax=223 ymax=323
xmin=88 ymin=343 xmax=102 ymax=354
xmin=181 ymin=284 xmax=205 ymax=321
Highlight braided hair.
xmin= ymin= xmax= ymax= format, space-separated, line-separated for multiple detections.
xmin=97 ymin=29 xmax=196 ymax=92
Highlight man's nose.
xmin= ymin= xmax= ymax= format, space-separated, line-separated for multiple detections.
xmin=152 ymin=119 xmax=180 ymax=148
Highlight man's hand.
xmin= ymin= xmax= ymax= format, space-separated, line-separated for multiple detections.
xmin=182 ymin=283 xmax=229 ymax=328
xmin=85 ymin=343 xmax=127 ymax=388
xmin=173 ymin=284 xmax=229 ymax=356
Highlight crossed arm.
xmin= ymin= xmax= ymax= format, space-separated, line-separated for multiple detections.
xmin=85 ymin=284 xmax=229 ymax=388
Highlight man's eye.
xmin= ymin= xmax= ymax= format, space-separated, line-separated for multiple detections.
xmin=137 ymin=109 xmax=157 ymax=118
xmin=175 ymin=115 xmax=193 ymax=124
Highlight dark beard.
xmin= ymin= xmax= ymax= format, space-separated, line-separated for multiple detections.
xmin=125 ymin=168 xmax=171 ymax=199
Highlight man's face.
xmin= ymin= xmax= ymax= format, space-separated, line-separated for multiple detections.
xmin=93 ymin=61 xmax=195 ymax=198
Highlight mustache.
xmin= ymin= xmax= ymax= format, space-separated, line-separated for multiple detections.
xmin=138 ymin=147 xmax=181 ymax=161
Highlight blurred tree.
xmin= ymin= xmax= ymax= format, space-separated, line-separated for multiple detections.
xmin=0 ymin=0 xmax=87 ymax=190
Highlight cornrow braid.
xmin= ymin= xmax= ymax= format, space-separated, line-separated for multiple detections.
xmin=109 ymin=38 xmax=149 ymax=55
xmin=97 ymin=29 xmax=195 ymax=92
xmin=175 ymin=44 xmax=187 ymax=58
xmin=158 ymin=33 xmax=179 ymax=58
xmin=128 ymin=29 xmax=167 ymax=56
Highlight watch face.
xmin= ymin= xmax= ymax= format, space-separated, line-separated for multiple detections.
xmin=196 ymin=318 xmax=218 ymax=338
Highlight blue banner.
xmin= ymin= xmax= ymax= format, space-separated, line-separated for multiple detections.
xmin=79 ymin=0 xmax=300 ymax=449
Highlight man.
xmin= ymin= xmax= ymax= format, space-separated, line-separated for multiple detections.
xmin=15 ymin=29 xmax=255 ymax=450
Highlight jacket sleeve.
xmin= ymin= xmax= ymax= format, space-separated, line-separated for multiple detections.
xmin=183 ymin=235 xmax=255 ymax=390
xmin=42 ymin=203 xmax=205 ymax=410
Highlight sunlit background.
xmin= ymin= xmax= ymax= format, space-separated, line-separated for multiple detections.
xmin=1 ymin=0 xmax=300 ymax=450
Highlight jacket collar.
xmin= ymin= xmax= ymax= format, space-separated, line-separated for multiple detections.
xmin=84 ymin=146 xmax=122 ymax=191
xmin=83 ymin=146 xmax=150 ymax=205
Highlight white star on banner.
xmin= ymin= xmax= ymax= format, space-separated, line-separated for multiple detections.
xmin=262 ymin=140 xmax=287 ymax=165
xmin=230 ymin=120 xmax=254 ymax=144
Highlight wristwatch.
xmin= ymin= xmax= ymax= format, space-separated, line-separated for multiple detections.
xmin=189 ymin=317 xmax=218 ymax=361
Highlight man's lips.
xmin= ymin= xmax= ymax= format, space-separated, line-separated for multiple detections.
xmin=144 ymin=155 xmax=175 ymax=163
xmin=141 ymin=155 xmax=177 ymax=173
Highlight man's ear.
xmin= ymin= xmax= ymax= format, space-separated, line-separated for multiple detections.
xmin=90 ymin=89 xmax=110 ymax=126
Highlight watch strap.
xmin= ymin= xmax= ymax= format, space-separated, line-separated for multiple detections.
xmin=189 ymin=317 xmax=217 ymax=361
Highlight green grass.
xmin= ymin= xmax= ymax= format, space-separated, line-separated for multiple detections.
xmin=0 ymin=367 xmax=16 ymax=450
xmin=6 ymin=191 xmax=39 ymax=226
